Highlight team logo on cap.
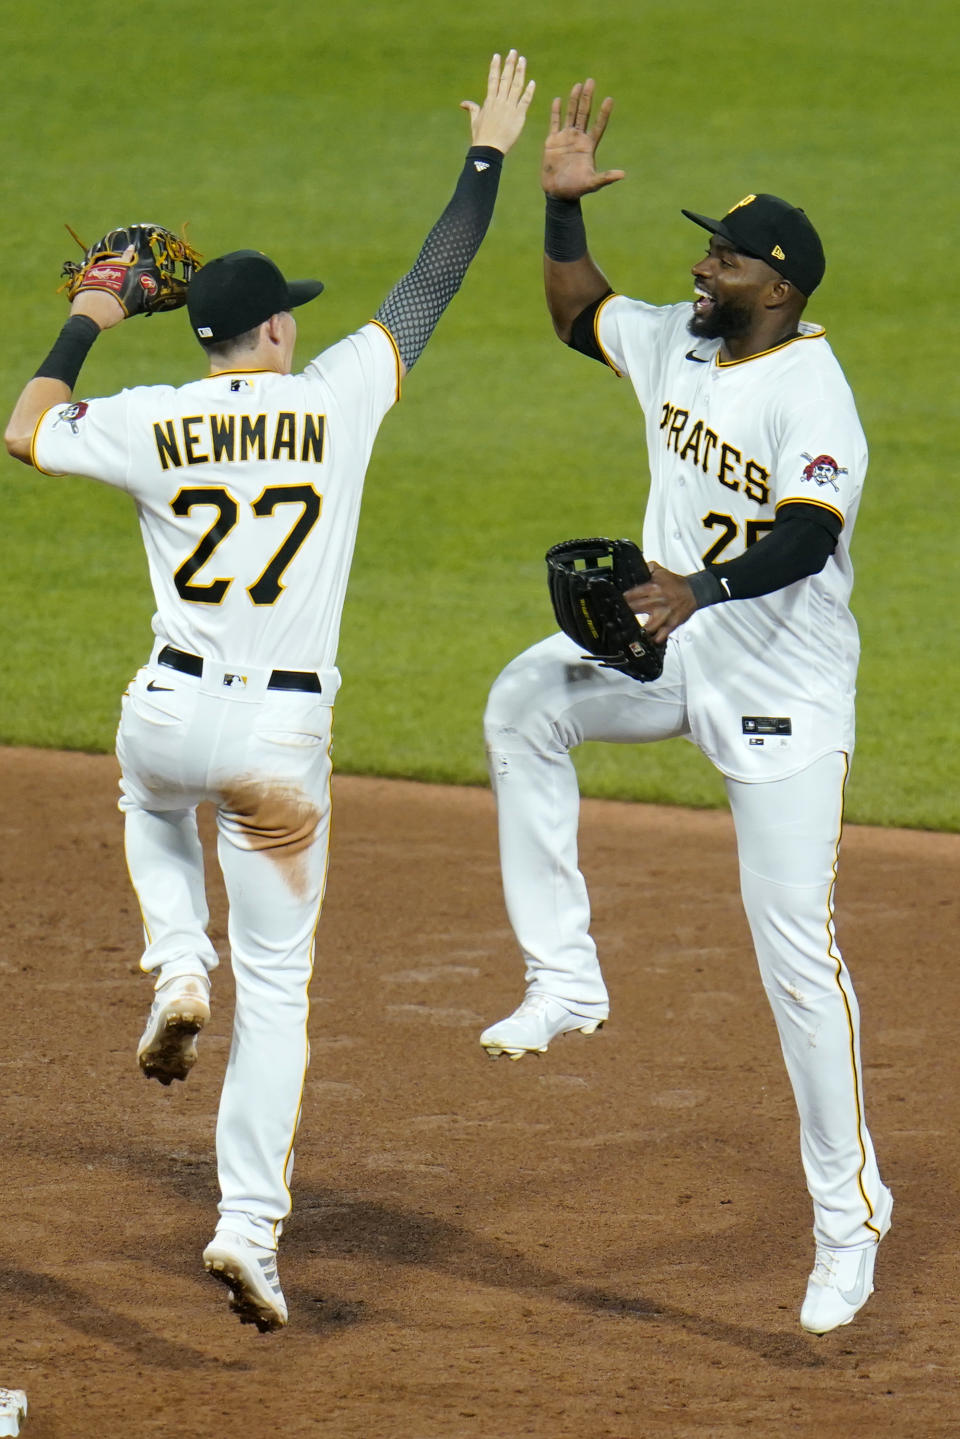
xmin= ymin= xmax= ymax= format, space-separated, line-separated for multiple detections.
xmin=729 ymin=194 xmax=757 ymax=212
xmin=801 ymin=453 xmax=847 ymax=492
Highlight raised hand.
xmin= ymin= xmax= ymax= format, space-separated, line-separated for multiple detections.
xmin=461 ymin=50 xmax=536 ymax=155
xmin=541 ymin=79 xmax=625 ymax=200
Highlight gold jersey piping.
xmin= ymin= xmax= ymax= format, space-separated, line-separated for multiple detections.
xmin=775 ymin=495 xmax=845 ymax=529
xmin=30 ymin=404 xmax=68 ymax=476
xmin=369 ymin=319 xmax=403 ymax=402
xmin=715 ymin=326 xmax=826 ymax=368
xmin=593 ymin=292 xmax=624 ymax=376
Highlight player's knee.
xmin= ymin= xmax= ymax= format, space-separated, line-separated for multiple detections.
xmin=484 ymin=653 xmax=560 ymax=752
xmin=485 ymin=655 xmax=537 ymax=731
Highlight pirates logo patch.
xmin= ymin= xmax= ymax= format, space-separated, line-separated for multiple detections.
xmin=54 ymin=401 xmax=89 ymax=434
xmin=800 ymin=452 xmax=847 ymax=492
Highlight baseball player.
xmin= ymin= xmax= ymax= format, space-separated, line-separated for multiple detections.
xmin=479 ymin=79 xmax=892 ymax=1335
xmin=5 ymin=51 xmax=535 ymax=1332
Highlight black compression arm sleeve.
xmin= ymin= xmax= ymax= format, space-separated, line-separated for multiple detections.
xmin=374 ymin=146 xmax=503 ymax=372
xmin=686 ymin=503 xmax=841 ymax=607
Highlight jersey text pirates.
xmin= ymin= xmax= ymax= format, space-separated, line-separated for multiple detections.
xmin=596 ymin=297 xmax=867 ymax=780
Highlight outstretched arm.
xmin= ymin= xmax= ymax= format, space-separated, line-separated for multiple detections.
xmin=374 ymin=50 xmax=535 ymax=376
xmin=542 ymin=79 xmax=624 ymax=343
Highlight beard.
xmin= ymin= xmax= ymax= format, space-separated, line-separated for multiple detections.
xmin=688 ymin=297 xmax=753 ymax=341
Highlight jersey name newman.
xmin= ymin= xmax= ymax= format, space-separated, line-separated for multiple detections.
xmin=659 ymin=401 xmax=770 ymax=505
xmin=152 ymin=411 xmax=327 ymax=470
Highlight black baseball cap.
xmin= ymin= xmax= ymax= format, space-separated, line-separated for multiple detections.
xmin=187 ymin=250 xmax=324 ymax=343
xmin=682 ymin=193 xmax=825 ymax=296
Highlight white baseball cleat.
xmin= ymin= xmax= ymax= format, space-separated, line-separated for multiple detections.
xmin=799 ymin=1243 xmax=879 ymax=1334
xmin=480 ymin=991 xmax=607 ymax=1060
xmin=203 ymin=1232 xmax=288 ymax=1333
xmin=137 ymin=973 xmax=210 ymax=1085
xmin=800 ymin=1197 xmax=893 ymax=1334
xmin=0 ymin=1387 xmax=28 ymax=1437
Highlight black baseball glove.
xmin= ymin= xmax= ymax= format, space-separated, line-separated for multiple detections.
xmin=60 ymin=223 xmax=202 ymax=317
xmin=545 ymin=537 xmax=666 ymax=682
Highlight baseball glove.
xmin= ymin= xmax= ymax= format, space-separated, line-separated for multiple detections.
xmin=60 ymin=223 xmax=202 ymax=316
xmin=545 ymin=537 xmax=666 ymax=682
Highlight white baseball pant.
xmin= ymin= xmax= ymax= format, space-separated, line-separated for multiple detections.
xmin=115 ymin=653 xmax=334 ymax=1249
xmin=483 ymin=631 xmax=891 ymax=1249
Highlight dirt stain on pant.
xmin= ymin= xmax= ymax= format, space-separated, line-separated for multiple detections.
xmin=220 ymin=779 xmax=321 ymax=900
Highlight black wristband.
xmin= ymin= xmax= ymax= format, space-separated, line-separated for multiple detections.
xmin=686 ymin=569 xmax=728 ymax=608
xmin=34 ymin=314 xmax=100 ymax=387
xmin=545 ymin=195 xmax=587 ymax=262
xmin=466 ymin=144 xmax=505 ymax=169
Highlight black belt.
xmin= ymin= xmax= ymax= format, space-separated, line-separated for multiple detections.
xmin=157 ymin=644 xmax=323 ymax=693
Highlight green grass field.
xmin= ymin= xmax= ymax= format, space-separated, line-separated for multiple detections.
xmin=1 ymin=0 xmax=955 ymax=828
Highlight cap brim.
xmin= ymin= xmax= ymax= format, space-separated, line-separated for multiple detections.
xmin=681 ymin=208 xmax=726 ymax=236
xmin=287 ymin=279 xmax=325 ymax=309
xmin=681 ymin=209 xmax=764 ymax=262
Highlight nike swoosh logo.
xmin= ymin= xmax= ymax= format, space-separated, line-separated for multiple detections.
xmin=838 ymin=1251 xmax=870 ymax=1305
xmin=146 ymin=681 xmax=174 ymax=692
xmin=685 ymin=349 xmax=709 ymax=363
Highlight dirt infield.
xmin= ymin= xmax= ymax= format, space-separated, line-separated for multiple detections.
xmin=1 ymin=746 xmax=958 ymax=1438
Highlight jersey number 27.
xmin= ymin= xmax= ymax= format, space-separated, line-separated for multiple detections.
xmin=170 ymin=483 xmax=321 ymax=606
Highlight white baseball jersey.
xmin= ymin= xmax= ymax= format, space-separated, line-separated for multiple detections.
xmin=595 ymin=296 xmax=868 ymax=781
xmin=32 ymin=321 xmax=402 ymax=682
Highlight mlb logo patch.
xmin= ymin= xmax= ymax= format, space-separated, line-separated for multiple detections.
xmin=742 ymin=716 xmax=792 ymax=749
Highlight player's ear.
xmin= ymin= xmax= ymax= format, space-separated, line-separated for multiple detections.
xmin=766 ymin=276 xmax=797 ymax=311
